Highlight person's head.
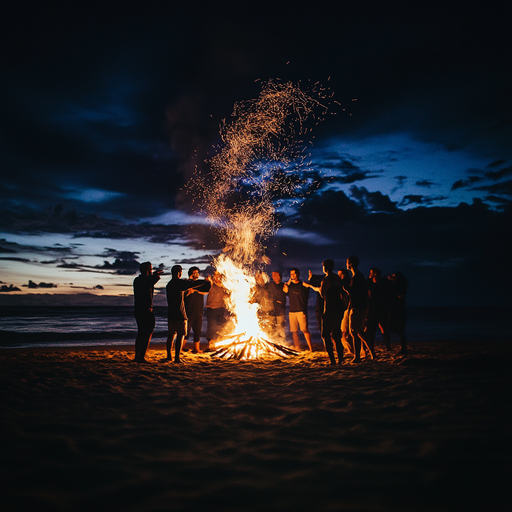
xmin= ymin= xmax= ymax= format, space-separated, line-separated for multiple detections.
xmin=171 ymin=265 xmax=182 ymax=278
xmin=391 ymin=271 xmax=408 ymax=290
xmin=188 ymin=266 xmax=200 ymax=280
xmin=212 ymin=271 xmax=222 ymax=285
xmin=338 ymin=268 xmax=348 ymax=280
xmin=290 ymin=268 xmax=300 ymax=282
xmin=255 ymin=271 xmax=269 ymax=286
xmin=346 ymin=255 xmax=359 ymax=271
xmin=139 ymin=261 xmax=152 ymax=276
xmin=369 ymin=268 xmax=381 ymax=282
xmin=272 ymin=271 xmax=282 ymax=284
xmin=322 ymin=259 xmax=335 ymax=274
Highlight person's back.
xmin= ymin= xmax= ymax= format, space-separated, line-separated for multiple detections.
xmin=166 ymin=277 xmax=189 ymax=322
xmin=134 ymin=273 xmax=159 ymax=313
xmin=321 ymin=272 xmax=343 ymax=317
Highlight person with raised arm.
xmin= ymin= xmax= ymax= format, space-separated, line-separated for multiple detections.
xmin=133 ymin=261 xmax=163 ymax=363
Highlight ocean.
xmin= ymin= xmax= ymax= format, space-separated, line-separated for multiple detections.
xmin=0 ymin=305 xmax=510 ymax=349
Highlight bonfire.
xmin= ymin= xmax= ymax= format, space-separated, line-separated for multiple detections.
xmin=193 ymin=81 xmax=328 ymax=360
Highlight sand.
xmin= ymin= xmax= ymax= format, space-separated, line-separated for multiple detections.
xmin=1 ymin=341 xmax=511 ymax=512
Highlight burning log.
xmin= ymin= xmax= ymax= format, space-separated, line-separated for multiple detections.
xmin=211 ymin=331 xmax=298 ymax=361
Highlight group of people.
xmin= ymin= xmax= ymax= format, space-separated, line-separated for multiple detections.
xmin=133 ymin=256 xmax=408 ymax=365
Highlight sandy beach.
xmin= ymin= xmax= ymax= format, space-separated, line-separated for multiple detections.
xmin=1 ymin=341 xmax=511 ymax=511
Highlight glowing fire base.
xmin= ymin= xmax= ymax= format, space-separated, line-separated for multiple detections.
xmin=211 ymin=332 xmax=298 ymax=361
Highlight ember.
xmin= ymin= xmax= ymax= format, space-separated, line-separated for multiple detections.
xmin=195 ymin=81 xmax=328 ymax=360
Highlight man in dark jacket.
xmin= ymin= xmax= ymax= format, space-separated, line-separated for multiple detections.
xmin=133 ymin=261 xmax=163 ymax=363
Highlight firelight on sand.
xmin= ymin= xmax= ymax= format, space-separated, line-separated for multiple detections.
xmin=194 ymin=81 xmax=329 ymax=360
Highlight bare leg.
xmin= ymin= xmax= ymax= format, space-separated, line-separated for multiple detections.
xmin=193 ymin=341 xmax=203 ymax=353
xmin=303 ymin=330 xmax=313 ymax=351
xmin=292 ymin=332 xmax=300 ymax=350
xmin=166 ymin=333 xmax=176 ymax=360
xmin=175 ymin=335 xmax=184 ymax=362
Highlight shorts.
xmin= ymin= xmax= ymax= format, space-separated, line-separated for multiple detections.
xmin=349 ymin=308 xmax=366 ymax=333
xmin=168 ymin=319 xmax=187 ymax=339
xmin=289 ymin=311 xmax=308 ymax=333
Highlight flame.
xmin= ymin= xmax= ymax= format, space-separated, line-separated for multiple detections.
xmin=194 ymin=81 xmax=329 ymax=360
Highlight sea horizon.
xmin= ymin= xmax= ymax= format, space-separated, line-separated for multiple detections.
xmin=1 ymin=305 xmax=510 ymax=349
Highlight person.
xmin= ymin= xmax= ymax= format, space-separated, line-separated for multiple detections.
xmin=343 ymin=255 xmax=371 ymax=362
xmin=252 ymin=271 xmax=274 ymax=334
xmin=308 ymin=269 xmax=324 ymax=333
xmin=305 ymin=260 xmax=344 ymax=364
xmin=265 ymin=271 xmax=287 ymax=344
xmin=338 ymin=268 xmax=353 ymax=356
xmin=166 ymin=265 xmax=205 ymax=363
xmin=283 ymin=268 xmax=312 ymax=351
xmin=205 ymin=271 xmax=229 ymax=349
xmin=133 ymin=261 xmax=163 ymax=363
xmin=387 ymin=271 xmax=409 ymax=355
xmin=184 ymin=267 xmax=211 ymax=353
xmin=366 ymin=268 xmax=391 ymax=352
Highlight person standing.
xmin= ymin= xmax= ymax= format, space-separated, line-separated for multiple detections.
xmin=205 ymin=271 xmax=229 ymax=350
xmin=166 ymin=265 xmax=204 ymax=363
xmin=265 ymin=271 xmax=287 ymax=344
xmin=133 ymin=261 xmax=163 ymax=363
xmin=338 ymin=268 xmax=354 ymax=356
xmin=366 ymin=268 xmax=391 ymax=352
xmin=184 ymin=266 xmax=211 ymax=353
xmin=305 ymin=260 xmax=344 ymax=364
xmin=283 ymin=268 xmax=312 ymax=351
xmin=344 ymin=255 xmax=370 ymax=363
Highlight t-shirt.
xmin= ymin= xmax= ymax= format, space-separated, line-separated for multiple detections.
xmin=133 ymin=274 xmax=160 ymax=313
xmin=206 ymin=283 xmax=227 ymax=309
xmin=185 ymin=280 xmax=211 ymax=317
xmin=345 ymin=270 xmax=368 ymax=310
xmin=265 ymin=281 xmax=287 ymax=316
xmin=320 ymin=272 xmax=343 ymax=317
xmin=287 ymin=281 xmax=309 ymax=313
xmin=166 ymin=278 xmax=200 ymax=321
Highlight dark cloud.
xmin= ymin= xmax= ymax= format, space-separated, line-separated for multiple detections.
xmin=349 ymin=186 xmax=398 ymax=213
xmin=416 ymin=180 xmax=436 ymax=188
xmin=0 ymin=257 xmax=31 ymax=263
xmin=0 ymin=284 xmax=21 ymax=292
xmin=23 ymin=280 xmax=58 ymax=289
xmin=399 ymin=195 xmax=447 ymax=207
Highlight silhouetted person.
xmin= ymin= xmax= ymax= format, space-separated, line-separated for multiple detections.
xmin=252 ymin=271 xmax=273 ymax=334
xmin=205 ymin=271 xmax=229 ymax=349
xmin=166 ymin=265 xmax=204 ymax=363
xmin=338 ymin=268 xmax=353 ymax=356
xmin=388 ymin=271 xmax=409 ymax=355
xmin=284 ymin=268 xmax=312 ymax=351
xmin=366 ymin=268 xmax=391 ymax=353
xmin=184 ymin=266 xmax=211 ymax=353
xmin=344 ymin=255 xmax=370 ymax=362
xmin=266 ymin=271 xmax=287 ymax=344
xmin=306 ymin=260 xmax=344 ymax=364
xmin=308 ymin=269 xmax=325 ymax=333
xmin=133 ymin=261 xmax=163 ymax=363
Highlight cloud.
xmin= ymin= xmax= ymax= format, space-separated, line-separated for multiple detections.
xmin=350 ymin=186 xmax=398 ymax=213
xmin=416 ymin=179 xmax=436 ymax=188
xmin=0 ymin=284 xmax=21 ymax=292
xmin=399 ymin=195 xmax=448 ymax=207
xmin=23 ymin=280 xmax=58 ymax=289
xmin=0 ymin=257 xmax=31 ymax=262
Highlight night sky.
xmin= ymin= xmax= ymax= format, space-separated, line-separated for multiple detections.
xmin=1 ymin=2 xmax=511 ymax=307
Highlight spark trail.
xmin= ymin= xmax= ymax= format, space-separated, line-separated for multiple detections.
xmin=195 ymin=80 xmax=328 ymax=359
